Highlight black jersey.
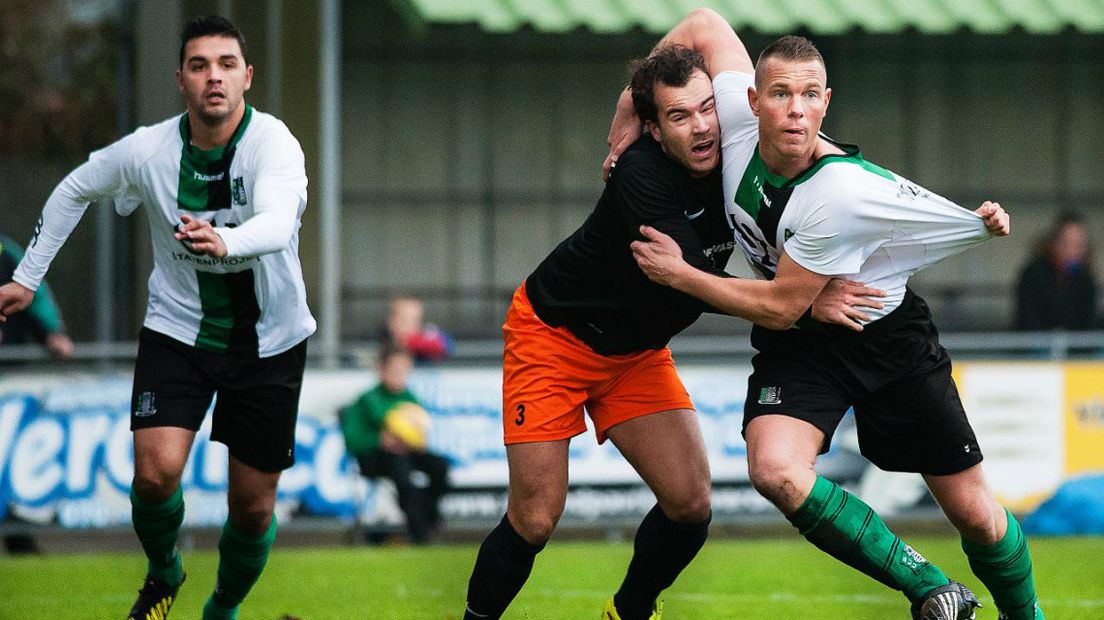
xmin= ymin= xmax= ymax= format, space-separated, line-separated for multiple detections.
xmin=525 ymin=135 xmax=734 ymax=356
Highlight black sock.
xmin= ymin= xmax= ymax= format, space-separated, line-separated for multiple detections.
xmin=614 ymin=504 xmax=710 ymax=620
xmin=464 ymin=514 xmax=546 ymax=619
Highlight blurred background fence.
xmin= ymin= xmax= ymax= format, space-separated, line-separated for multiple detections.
xmin=1 ymin=0 xmax=1102 ymax=348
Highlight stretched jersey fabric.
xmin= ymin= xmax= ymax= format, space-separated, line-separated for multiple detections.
xmin=713 ymin=71 xmax=992 ymax=323
xmin=13 ymin=106 xmax=315 ymax=357
xmin=525 ymin=134 xmax=734 ymax=356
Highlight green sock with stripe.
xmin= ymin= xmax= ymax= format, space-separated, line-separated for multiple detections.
xmin=787 ymin=475 xmax=950 ymax=602
xmin=961 ymin=509 xmax=1044 ymax=620
xmin=203 ymin=516 xmax=278 ymax=620
xmin=131 ymin=486 xmax=185 ymax=587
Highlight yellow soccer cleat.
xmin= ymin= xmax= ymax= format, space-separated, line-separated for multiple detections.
xmin=602 ymin=597 xmax=663 ymax=620
xmin=127 ymin=573 xmax=185 ymax=620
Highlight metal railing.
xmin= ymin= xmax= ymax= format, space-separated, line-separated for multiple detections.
xmin=3 ymin=330 xmax=1102 ymax=366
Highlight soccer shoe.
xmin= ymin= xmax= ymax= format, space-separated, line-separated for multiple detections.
xmin=127 ymin=573 xmax=185 ymax=620
xmin=911 ymin=581 xmax=982 ymax=620
xmin=602 ymin=597 xmax=663 ymax=620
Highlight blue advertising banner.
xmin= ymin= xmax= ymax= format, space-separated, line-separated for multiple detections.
xmin=0 ymin=368 xmax=763 ymax=528
xmin=5 ymin=363 xmax=1091 ymax=530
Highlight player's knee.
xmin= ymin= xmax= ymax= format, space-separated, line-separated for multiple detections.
xmin=746 ymin=461 xmax=790 ymax=498
xmin=227 ymin=490 xmax=276 ymax=536
xmin=747 ymin=459 xmax=800 ymax=508
xmin=951 ymin=504 xmax=1002 ymax=546
xmin=229 ymin=504 xmax=274 ymax=537
xmin=508 ymin=507 xmax=561 ymax=545
xmin=131 ymin=467 xmax=179 ymax=503
xmin=662 ymin=487 xmax=712 ymax=523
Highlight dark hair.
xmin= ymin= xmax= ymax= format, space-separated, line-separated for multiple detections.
xmin=755 ymin=35 xmax=824 ymax=87
xmin=180 ymin=15 xmax=249 ymax=66
xmin=378 ymin=343 xmax=413 ymax=367
xmin=1051 ymin=210 xmax=1085 ymax=230
xmin=629 ymin=45 xmax=708 ymax=124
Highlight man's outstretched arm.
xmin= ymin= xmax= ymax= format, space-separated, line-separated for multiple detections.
xmin=632 ymin=224 xmax=833 ymax=331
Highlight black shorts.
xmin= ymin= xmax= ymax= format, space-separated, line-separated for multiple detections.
xmin=743 ymin=290 xmax=982 ymax=476
xmin=131 ymin=327 xmax=308 ymax=472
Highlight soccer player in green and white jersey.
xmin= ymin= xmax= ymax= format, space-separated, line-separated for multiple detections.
xmin=0 ymin=16 xmax=313 ymax=620
xmin=615 ymin=9 xmax=1043 ymax=620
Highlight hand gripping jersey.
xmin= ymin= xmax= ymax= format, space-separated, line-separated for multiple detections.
xmin=713 ymin=72 xmax=992 ymax=322
xmin=13 ymin=106 xmax=316 ymax=357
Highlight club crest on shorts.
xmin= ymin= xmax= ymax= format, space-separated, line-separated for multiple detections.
xmin=758 ymin=386 xmax=782 ymax=405
xmin=135 ymin=391 xmax=157 ymax=417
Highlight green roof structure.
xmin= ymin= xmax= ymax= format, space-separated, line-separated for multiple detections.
xmin=395 ymin=0 xmax=1104 ymax=34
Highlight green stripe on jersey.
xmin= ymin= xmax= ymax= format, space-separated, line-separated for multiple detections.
xmin=789 ymin=151 xmax=895 ymax=184
xmin=856 ymin=158 xmax=895 ymax=182
xmin=733 ymin=142 xmax=894 ymax=220
xmin=196 ymin=271 xmax=235 ymax=353
xmin=179 ymin=106 xmax=262 ymax=356
xmin=787 ymin=142 xmax=895 ymax=186
xmin=176 ymin=106 xmax=253 ymax=212
xmin=195 ymin=269 xmax=261 ymax=355
xmin=734 ymin=150 xmax=789 ymax=220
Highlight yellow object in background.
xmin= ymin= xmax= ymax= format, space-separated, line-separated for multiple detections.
xmin=1064 ymin=363 xmax=1104 ymax=476
xmin=384 ymin=401 xmax=431 ymax=450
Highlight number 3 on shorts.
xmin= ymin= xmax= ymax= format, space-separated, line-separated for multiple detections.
xmin=514 ymin=403 xmax=526 ymax=426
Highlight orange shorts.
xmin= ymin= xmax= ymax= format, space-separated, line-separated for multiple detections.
xmin=502 ymin=284 xmax=694 ymax=445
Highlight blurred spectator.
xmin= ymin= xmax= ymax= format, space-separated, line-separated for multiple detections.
xmin=381 ymin=294 xmax=453 ymax=362
xmin=1014 ymin=213 xmax=1099 ymax=331
xmin=0 ymin=234 xmax=74 ymax=359
xmin=339 ymin=346 xmax=450 ymax=544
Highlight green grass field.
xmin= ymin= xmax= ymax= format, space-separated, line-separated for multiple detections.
xmin=2 ymin=536 xmax=1102 ymax=619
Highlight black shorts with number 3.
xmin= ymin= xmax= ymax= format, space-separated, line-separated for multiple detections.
xmin=743 ymin=289 xmax=983 ymax=476
xmin=130 ymin=327 xmax=308 ymax=472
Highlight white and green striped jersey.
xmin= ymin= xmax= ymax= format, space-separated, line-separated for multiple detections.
xmin=13 ymin=105 xmax=316 ymax=357
xmin=713 ymin=71 xmax=993 ymax=322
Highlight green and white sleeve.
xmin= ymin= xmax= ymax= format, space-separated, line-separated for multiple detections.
xmin=13 ymin=135 xmax=134 ymax=291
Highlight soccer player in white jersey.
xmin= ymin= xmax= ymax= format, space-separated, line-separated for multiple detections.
xmin=0 ymin=16 xmax=313 ymax=620
xmin=612 ymin=9 xmax=1043 ymax=620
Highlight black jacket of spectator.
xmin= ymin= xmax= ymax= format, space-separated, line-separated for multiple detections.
xmin=1015 ymin=256 xmax=1099 ymax=330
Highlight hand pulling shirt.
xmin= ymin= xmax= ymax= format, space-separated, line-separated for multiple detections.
xmin=13 ymin=106 xmax=316 ymax=357
xmin=713 ymin=71 xmax=992 ymax=324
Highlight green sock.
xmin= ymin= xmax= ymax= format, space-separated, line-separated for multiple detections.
xmin=131 ymin=486 xmax=185 ymax=586
xmin=962 ymin=509 xmax=1044 ymax=620
xmin=788 ymin=475 xmax=949 ymax=602
xmin=203 ymin=596 xmax=238 ymax=620
xmin=202 ymin=516 xmax=278 ymax=620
